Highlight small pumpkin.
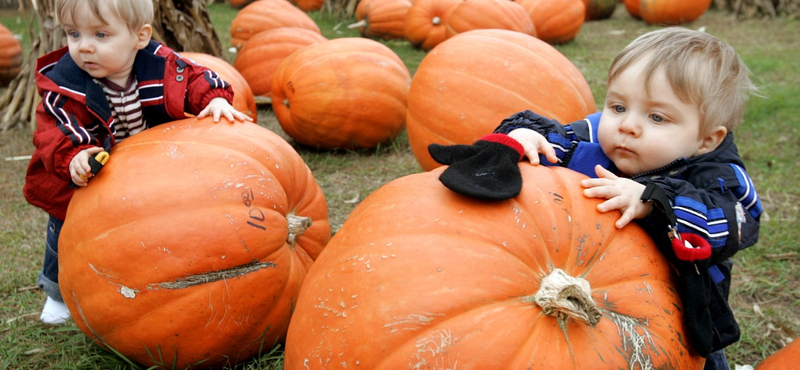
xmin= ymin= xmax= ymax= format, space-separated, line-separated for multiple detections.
xmin=404 ymin=0 xmax=462 ymax=51
xmin=406 ymin=29 xmax=595 ymax=171
xmin=271 ymin=38 xmax=411 ymax=150
xmin=445 ymin=0 xmax=536 ymax=39
xmin=229 ymin=0 xmax=321 ymax=50
xmin=516 ymin=0 xmax=586 ymax=44
xmin=284 ymin=165 xmax=706 ymax=369
xmin=179 ymin=52 xmax=258 ymax=122
xmin=59 ymin=117 xmax=331 ymax=369
xmin=582 ymin=0 xmax=617 ymax=20
xmin=624 ymin=0 xmax=641 ymax=18
xmin=228 ymin=0 xmax=256 ymax=8
xmin=349 ymin=0 xmax=413 ymax=41
xmin=640 ymin=0 xmax=713 ymax=25
xmin=233 ymin=27 xmax=327 ymax=99
xmin=0 ymin=22 xmax=22 ymax=87
xmin=290 ymin=0 xmax=325 ymax=12
xmin=755 ymin=338 xmax=800 ymax=369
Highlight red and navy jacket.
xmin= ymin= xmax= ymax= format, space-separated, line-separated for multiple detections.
xmin=496 ymin=110 xmax=762 ymax=351
xmin=24 ymin=40 xmax=233 ymax=221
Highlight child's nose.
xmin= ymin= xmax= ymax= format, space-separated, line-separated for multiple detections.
xmin=618 ymin=116 xmax=641 ymax=136
xmin=78 ymin=39 xmax=93 ymax=53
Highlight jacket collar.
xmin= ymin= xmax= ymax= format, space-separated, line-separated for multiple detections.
xmin=631 ymin=133 xmax=742 ymax=181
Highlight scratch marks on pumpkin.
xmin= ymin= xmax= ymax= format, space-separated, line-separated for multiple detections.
xmin=410 ymin=329 xmax=460 ymax=370
xmin=385 ymin=312 xmax=444 ymax=333
xmin=89 ymin=263 xmax=140 ymax=298
xmin=147 ymin=261 xmax=276 ymax=290
xmin=164 ymin=143 xmax=182 ymax=159
xmin=605 ymin=310 xmax=655 ymax=370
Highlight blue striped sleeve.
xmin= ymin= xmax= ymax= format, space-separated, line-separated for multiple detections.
xmin=728 ymin=164 xmax=763 ymax=219
xmin=674 ymin=196 xmax=729 ymax=249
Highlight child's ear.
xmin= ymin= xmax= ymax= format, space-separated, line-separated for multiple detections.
xmin=695 ymin=126 xmax=728 ymax=156
xmin=134 ymin=24 xmax=153 ymax=50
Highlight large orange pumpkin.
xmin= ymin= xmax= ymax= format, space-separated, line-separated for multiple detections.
xmin=229 ymin=0 xmax=321 ymax=50
xmin=640 ymin=0 xmax=713 ymax=25
xmin=290 ymin=0 xmax=325 ymax=12
xmin=178 ymin=52 xmax=258 ymax=122
xmin=516 ymin=0 xmax=586 ymax=44
xmin=445 ymin=0 xmax=536 ymax=39
xmin=0 ymin=22 xmax=22 ymax=87
xmin=284 ymin=165 xmax=706 ymax=369
xmin=350 ymin=0 xmax=413 ymax=41
xmin=624 ymin=0 xmax=641 ymax=18
xmin=755 ymin=338 xmax=800 ymax=369
xmin=233 ymin=27 xmax=327 ymax=99
xmin=59 ymin=117 xmax=331 ymax=369
xmin=582 ymin=0 xmax=617 ymax=20
xmin=406 ymin=29 xmax=595 ymax=171
xmin=404 ymin=0 xmax=462 ymax=51
xmin=271 ymin=38 xmax=411 ymax=150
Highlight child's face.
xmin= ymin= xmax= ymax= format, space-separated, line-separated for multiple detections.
xmin=61 ymin=2 xmax=149 ymax=86
xmin=597 ymin=58 xmax=705 ymax=176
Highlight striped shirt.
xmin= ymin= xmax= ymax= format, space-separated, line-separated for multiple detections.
xmin=95 ymin=76 xmax=145 ymax=141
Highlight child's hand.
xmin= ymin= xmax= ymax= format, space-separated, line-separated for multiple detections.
xmin=69 ymin=146 xmax=105 ymax=187
xmin=508 ymin=128 xmax=558 ymax=165
xmin=197 ymin=97 xmax=254 ymax=123
xmin=581 ymin=165 xmax=653 ymax=229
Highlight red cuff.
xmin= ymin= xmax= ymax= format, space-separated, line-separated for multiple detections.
xmin=199 ymin=88 xmax=234 ymax=112
xmin=672 ymin=233 xmax=712 ymax=262
xmin=479 ymin=133 xmax=524 ymax=160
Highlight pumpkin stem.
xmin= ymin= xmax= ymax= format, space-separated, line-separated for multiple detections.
xmin=347 ymin=19 xmax=368 ymax=30
xmin=432 ymin=16 xmax=441 ymax=26
xmin=287 ymin=214 xmax=312 ymax=247
xmin=532 ymin=268 xmax=602 ymax=327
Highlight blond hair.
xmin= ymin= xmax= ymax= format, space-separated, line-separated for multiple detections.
xmin=57 ymin=0 xmax=154 ymax=34
xmin=607 ymin=27 xmax=758 ymax=134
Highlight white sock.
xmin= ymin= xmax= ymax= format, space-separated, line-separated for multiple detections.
xmin=40 ymin=297 xmax=71 ymax=325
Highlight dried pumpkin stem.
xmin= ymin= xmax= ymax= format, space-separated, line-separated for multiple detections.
xmin=532 ymin=268 xmax=602 ymax=327
xmin=287 ymin=214 xmax=312 ymax=247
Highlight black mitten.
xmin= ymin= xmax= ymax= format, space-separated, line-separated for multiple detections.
xmin=671 ymin=233 xmax=714 ymax=357
xmin=428 ymin=134 xmax=524 ymax=200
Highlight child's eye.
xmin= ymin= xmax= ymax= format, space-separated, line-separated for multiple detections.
xmin=650 ymin=114 xmax=664 ymax=123
xmin=96 ymin=32 xmax=107 ymax=39
xmin=68 ymin=31 xmax=79 ymax=38
xmin=613 ymin=105 xmax=625 ymax=113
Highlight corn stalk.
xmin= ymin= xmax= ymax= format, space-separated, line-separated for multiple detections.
xmin=0 ymin=0 xmax=221 ymax=131
xmin=714 ymin=0 xmax=800 ymax=18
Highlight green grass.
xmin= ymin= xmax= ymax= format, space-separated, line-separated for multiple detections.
xmin=1 ymin=3 xmax=798 ymax=369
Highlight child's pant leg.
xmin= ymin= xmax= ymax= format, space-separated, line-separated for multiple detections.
xmin=38 ymin=214 xmax=64 ymax=302
xmin=703 ymin=350 xmax=730 ymax=370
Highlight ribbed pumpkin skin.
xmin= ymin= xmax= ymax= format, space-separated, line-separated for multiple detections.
xmin=271 ymin=38 xmax=411 ymax=149
xmin=755 ymin=338 xmax=800 ymax=369
xmin=407 ymin=29 xmax=595 ymax=171
xmin=59 ymin=117 xmax=331 ymax=369
xmin=640 ymin=0 xmax=713 ymax=25
xmin=0 ymin=23 xmax=22 ymax=86
xmin=354 ymin=0 xmax=413 ymax=41
xmin=445 ymin=0 xmax=536 ymax=39
xmin=404 ymin=0 xmax=461 ymax=51
xmin=229 ymin=0 xmax=321 ymax=50
xmin=517 ymin=0 xmax=585 ymax=44
xmin=233 ymin=27 xmax=327 ymax=98
xmin=179 ymin=52 xmax=258 ymax=122
xmin=624 ymin=0 xmax=641 ymax=18
xmin=291 ymin=0 xmax=324 ymax=12
xmin=284 ymin=165 xmax=705 ymax=370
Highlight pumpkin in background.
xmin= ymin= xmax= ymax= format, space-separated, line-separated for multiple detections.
xmin=179 ymin=52 xmax=258 ymax=122
xmin=59 ymin=117 xmax=331 ymax=369
xmin=624 ymin=0 xmax=641 ymax=18
xmin=404 ymin=0 xmax=461 ymax=51
xmin=582 ymin=0 xmax=617 ymax=20
xmin=233 ymin=27 xmax=327 ymax=99
xmin=284 ymin=165 xmax=706 ymax=369
xmin=445 ymin=0 xmax=535 ymax=39
xmin=349 ymin=0 xmax=413 ymax=40
xmin=516 ymin=0 xmax=585 ymax=44
xmin=229 ymin=0 xmax=321 ymax=50
xmin=229 ymin=0 xmax=256 ymax=8
xmin=755 ymin=338 xmax=800 ymax=369
xmin=640 ymin=0 xmax=713 ymax=25
xmin=406 ymin=29 xmax=595 ymax=171
xmin=290 ymin=0 xmax=325 ymax=12
xmin=0 ymin=23 xmax=22 ymax=87
xmin=271 ymin=38 xmax=411 ymax=150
